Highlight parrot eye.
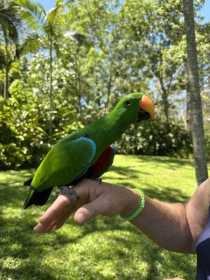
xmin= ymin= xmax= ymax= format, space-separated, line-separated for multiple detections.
xmin=125 ymin=100 xmax=131 ymax=107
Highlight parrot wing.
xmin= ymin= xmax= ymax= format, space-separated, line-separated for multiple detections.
xmin=86 ymin=145 xmax=115 ymax=179
xmin=24 ymin=136 xmax=96 ymax=208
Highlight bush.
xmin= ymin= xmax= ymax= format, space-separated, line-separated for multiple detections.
xmin=0 ymin=81 xmax=81 ymax=170
xmin=115 ymin=119 xmax=192 ymax=157
xmin=0 ymin=80 xmax=192 ymax=169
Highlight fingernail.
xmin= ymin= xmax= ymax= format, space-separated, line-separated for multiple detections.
xmin=33 ymin=223 xmax=42 ymax=233
xmin=33 ymin=226 xmax=39 ymax=232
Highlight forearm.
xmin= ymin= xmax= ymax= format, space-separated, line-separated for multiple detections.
xmin=131 ymin=196 xmax=194 ymax=253
xmin=129 ymin=179 xmax=210 ymax=253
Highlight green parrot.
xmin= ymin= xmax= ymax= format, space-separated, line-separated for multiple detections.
xmin=24 ymin=92 xmax=154 ymax=208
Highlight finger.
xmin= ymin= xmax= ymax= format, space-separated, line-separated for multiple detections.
xmin=37 ymin=219 xmax=64 ymax=233
xmin=34 ymin=195 xmax=73 ymax=233
xmin=51 ymin=221 xmax=64 ymax=231
xmin=74 ymin=197 xmax=102 ymax=224
xmin=49 ymin=210 xmax=72 ymax=232
xmin=34 ymin=221 xmax=53 ymax=233
xmin=34 ymin=216 xmax=65 ymax=233
xmin=38 ymin=194 xmax=73 ymax=225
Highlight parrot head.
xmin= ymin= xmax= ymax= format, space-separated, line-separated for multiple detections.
xmin=110 ymin=92 xmax=155 ymax=126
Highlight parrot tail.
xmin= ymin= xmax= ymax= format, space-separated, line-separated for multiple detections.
xmin=24 ymin=177 xmax=33 ymax=186
xmin=23 ymin=187 xmax=53 ymax=209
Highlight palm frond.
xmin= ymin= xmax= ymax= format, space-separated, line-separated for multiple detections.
xmin=16 ymin=0 xmax=46 ymax=29
xmin=17 ymin=33 xmax=41 ymax=55
xmin=0 ymin=16 xmax=18 ymax=43
xmin=65 ymin=0 xmax=75 ymax=5
xmin=0 ymin=4 xmax=20 ymax=44
xmin=45 ymin=2 xmax=64 ymax=26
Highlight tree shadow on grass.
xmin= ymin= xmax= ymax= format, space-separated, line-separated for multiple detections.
xmin=63 ymin=216 xmax=195 ymax=280
xmin=115 ymin=180 xmax=189 ymax=203
xmin=0 ymin=169 xmax=195 ymax=280
xmin=144 ymin=186 xmax=190 ymax=203
xmin=134 ymin=155 xmax=194 ymax=170
xmin=111 ymin=165 xmax=151 ymax=179
xmin=94 ymin=215 xmax=196 ymax=279
xmin=140 ymin=180 xmax=190 ymax=203
xmin=0 ymin=215 xmax=58 ymax=280
xmin=0 ymin=173 xmax=59 ymax=280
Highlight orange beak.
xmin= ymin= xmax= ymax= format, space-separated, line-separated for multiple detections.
xmin=139 ymin=95 xmax=155 ymax=119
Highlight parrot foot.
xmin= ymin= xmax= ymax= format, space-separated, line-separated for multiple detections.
xmin=96 ymin=178 xmax=102 ymax=184
xmin=60 ymin=186 xmax=80 ymax=204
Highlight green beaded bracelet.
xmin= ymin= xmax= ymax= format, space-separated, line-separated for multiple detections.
xmin=123 ymin=190 xmax=145 ymax=221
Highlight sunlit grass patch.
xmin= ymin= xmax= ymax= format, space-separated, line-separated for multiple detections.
xmin=0 ymin=155 xmax=197 ymax=280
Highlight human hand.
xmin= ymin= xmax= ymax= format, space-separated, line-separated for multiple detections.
xmin=34 ymin=179 xmax=140 ymax=233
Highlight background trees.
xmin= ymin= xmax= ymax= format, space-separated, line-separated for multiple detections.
xmin=0 ymin=0 xmax=209 ymax=184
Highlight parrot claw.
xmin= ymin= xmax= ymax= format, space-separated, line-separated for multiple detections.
xmin=96 ymin=178 xmax=102 ymax=184
xmin=60 ymin=186 xmax=80 ymax=204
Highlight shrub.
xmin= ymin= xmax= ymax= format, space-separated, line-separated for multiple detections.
xmin=115 ymin=119 xmax=192 ymax=157
xmin=0 ymin=80 xmax=192 ymax=169
xmin=0 ymin=81 xmax=81 ymax=170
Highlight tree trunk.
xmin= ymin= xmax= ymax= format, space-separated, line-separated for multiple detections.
xmin=49 ymin=36 xmax=53 ymax=136
xmin=4 ymin=66 xmax=9 ymax=99
xmin=183 ymin=0 xmax=208 ymax=184
xmin=106 ymin=70 xmax=113 ymax=111
xmin=75 ymin=45 xmax=81 ymax=115
xmin=3 ymin=31 xmax=9 ymax=99
xmin=186 ymin=72 xmax=192 ymax=131
xmin=159 ymin=78 xmax=170 ymax=124
xmin=162 ymin=92 xmax=169 ymax=124
xmin=49 ymin=38 xmax=53 ymax=111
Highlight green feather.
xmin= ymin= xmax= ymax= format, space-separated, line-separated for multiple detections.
xmin=32 ymin=137 xmax=96 ymax=190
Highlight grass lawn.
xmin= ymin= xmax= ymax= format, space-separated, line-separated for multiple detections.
xmin=0 ymin=155 xmax=198 ymax=280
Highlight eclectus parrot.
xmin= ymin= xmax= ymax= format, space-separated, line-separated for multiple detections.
xmin=24 ymin=93 xmax=154 ymax=208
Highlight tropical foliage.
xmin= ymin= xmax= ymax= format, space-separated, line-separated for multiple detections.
xmin=0 ymin=0 xmax=210 ymax=170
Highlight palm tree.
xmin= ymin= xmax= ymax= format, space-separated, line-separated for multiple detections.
xmin=0 ymin=0 xmax=64 ymax=103
xmin=0 ymin=0 xmax=42 ymax=98
xmin=0 ymin=1 xmax=21 ymax=98
xmin=17 ymin=0 xmax=66 ymax=130
xmin=18 ymin=0 xmax=85 ymax=133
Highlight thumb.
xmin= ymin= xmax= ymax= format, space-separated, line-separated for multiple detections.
xmin=74 ymin=197 xmax=102 ymax=224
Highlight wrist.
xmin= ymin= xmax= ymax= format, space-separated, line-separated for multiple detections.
xmin=121 ymin=190 xmax=145 ymax=221
xmin=120 ymin=188 xmax=141 ymax=218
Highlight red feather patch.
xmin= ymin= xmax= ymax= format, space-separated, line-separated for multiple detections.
xmin=90 ymin=146 xmax=114 ymax=177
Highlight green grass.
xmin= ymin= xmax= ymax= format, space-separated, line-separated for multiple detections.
xmin=0 ymin=155 xmax=198 ymax=280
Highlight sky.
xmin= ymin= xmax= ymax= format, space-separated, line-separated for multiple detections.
xmin=41 ymin=0 xmax=54 ymax=11
xmin=200 ymin=0 xmax=210 ymax=22
xmin=41 ymin=0 xmax=210 ymax=22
